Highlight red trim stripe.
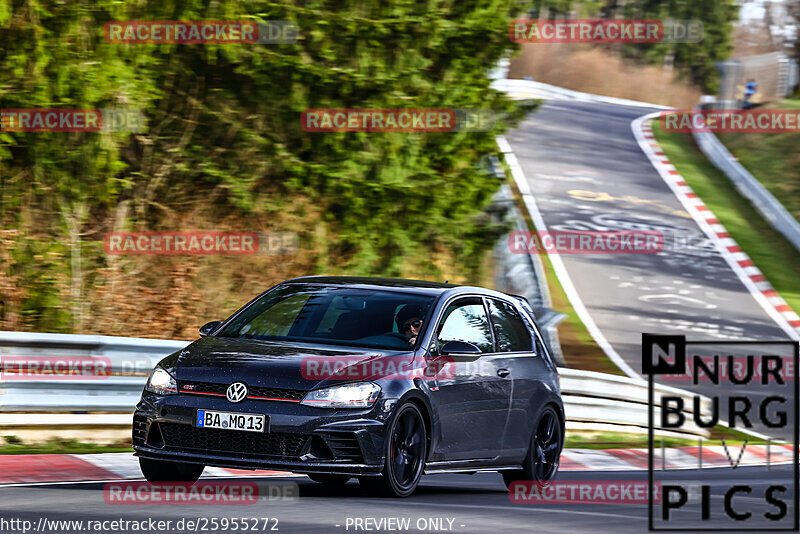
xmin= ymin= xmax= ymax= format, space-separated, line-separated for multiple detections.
xmin=183 ymin=390 xmax=225 ymax=397
xmin=182 ymin=390 xmax=302 ymax=403
xmin=246 ymin=395 xmax=301 ymax=403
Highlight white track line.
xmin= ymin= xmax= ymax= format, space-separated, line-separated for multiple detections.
xmin=631 ymin=113 xmax=800 ymax=341
xmin=496 ymin=135 xmax=640 ymax=378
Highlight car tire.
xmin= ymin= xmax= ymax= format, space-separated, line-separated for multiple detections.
xmin=359 ymin=402 xmax=427 ymax=497
xmin=502 ymin=405 xmax=562 ymax=490
xmin=307 ymin=474 xmax=351 ymax=485
xmin=139 ymin=457 xmax=205 ymax=483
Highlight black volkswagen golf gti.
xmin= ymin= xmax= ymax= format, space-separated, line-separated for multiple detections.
xmin=133 ymin=276 xmax=564 ymax=497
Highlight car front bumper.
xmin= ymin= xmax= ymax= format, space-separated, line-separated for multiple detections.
xmin=132 ymin=391 xmax=392 ymax=476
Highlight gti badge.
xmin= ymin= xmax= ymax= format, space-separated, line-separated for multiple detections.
xmin=226 ymin=382 xmax=248 ymax=403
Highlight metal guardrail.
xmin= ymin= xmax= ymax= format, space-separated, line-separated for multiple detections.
xmin=0 ymin=331 xmax=181 ymax=413
xmin=560 ymin=368 xmax=710 ymax=438
xmin=691 ymin=107 xmax=800 ymax=254
xmin=490 ymin=78 xmax=670 ymax=109
xmin=0 ymin=332 xmax=709 ymax=438
xmin=491 ymin=184 xmax=566 ymax=365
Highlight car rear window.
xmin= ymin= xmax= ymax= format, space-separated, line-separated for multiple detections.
xmin=487 ymin=298 xmax=533 ymax=352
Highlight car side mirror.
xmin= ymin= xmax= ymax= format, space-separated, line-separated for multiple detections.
xmin=440 ymin=340 xmax=482 ymax=355
xmin=199 ymin=321 xmax=222 ymax=337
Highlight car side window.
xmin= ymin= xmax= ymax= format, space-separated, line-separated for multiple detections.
xmin=487 ymin=299 xmax=533 ymax=352
xmin=436 ymin=298 xmax=493 ymax=353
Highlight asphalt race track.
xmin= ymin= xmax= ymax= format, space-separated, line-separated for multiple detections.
xmin=3 ymin=102 xmax=798 ymax=534
xmin=504 ymin=101 xmax=799 ymax=442
xmin=505 ymin=101 xmax=792 ymax=369
xmin=0 ymin=467 xmax=795 ymax=534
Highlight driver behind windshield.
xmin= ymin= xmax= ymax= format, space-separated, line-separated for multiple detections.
xmin=395 ymin=304 xmax=424 ymax=347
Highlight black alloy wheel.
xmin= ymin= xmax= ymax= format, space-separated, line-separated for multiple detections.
xmin=359 ymin=402 xmax=427 ymax=497
xmin=503 ymin=405 xmax=562 ymax=489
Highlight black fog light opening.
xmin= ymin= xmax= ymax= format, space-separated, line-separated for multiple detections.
xmin=132 ymin=415 xmax=148 ymax=446
xmin=300 ymin=435 xmax=334 ymax=461
xmin=320 ymin=431 xmax=365 ymax=463
xmin=145 ymin=421 xmax=165 ymax=449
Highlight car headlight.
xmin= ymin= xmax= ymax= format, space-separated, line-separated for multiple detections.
xmin=300 ymin=382 xmax=381 ymax=408
xmin=145 ymin=366 xmax=177 ymax=395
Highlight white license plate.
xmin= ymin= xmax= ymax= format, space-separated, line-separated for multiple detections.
xmin=196 ymin=410 xmax=267 ymax=433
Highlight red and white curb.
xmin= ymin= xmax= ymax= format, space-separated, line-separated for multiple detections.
xmin=563 ymin=444 xmax=794 ymax=471
xmin=0 ymin=445 xmax=793 ymax=485
xmin=0 ymin=453 xmax=296 ymax=485
xmin=632 ymin=113 xmax=800 ymax=340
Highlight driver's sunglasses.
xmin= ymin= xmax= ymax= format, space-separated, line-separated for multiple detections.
xmin=402 ymin=320 xmax=422 ymax=332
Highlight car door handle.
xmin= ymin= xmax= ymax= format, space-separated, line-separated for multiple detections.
xmin=497 ymin=368 xmax=510 ymax=378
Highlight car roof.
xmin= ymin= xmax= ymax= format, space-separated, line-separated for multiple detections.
xmin=281 ymin=276 xmax=461 ymax=295
xmin=279 ymin=277 xmax=527 ymax=307
xmin=265 ymin=277 xmax=537 ymax=329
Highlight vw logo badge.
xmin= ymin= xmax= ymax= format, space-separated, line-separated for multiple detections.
xmin=226 ymin=382 xmax=248 ymax=403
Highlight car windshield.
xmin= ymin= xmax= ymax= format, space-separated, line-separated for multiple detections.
xmin=217 ymin=284 xmax=436 ymax=350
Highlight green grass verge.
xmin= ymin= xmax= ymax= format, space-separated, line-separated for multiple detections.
xmin=715 ymin=98 xmax=800 ymax=220
xmin=507 ymin=178 xmax=622 ymax=375
xmin=565 ymin=427 xmax=776 ymax=450
xmin=0 ymin=436 xmax=132 ymax=455
xmin=651 ymin=120 xmax=800 ymax=315
xmin=540 ymin=253 xmax=625 ymax=375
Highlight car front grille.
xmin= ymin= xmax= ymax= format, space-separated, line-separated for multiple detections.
xmin=159 ymin=423 xmax=310 ymax=458
xmin=177 ymin=381 xmax=306 ymax=402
